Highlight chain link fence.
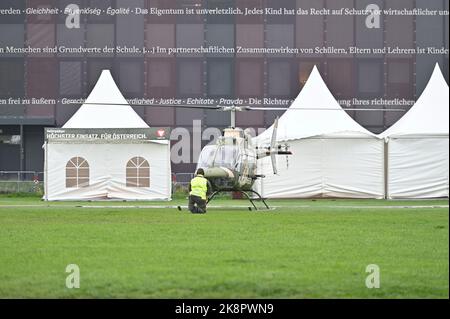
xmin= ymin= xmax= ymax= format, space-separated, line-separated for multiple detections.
xmin=0 ymin=171 xmax=44 ymax=194
xmin=172 ymin=173 xmax=194 ymax=194
xmin=0 ymin=171 xmax=194 ymax=195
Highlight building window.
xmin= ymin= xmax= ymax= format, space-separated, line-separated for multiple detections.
xmin=205 ymin=24 xmax=235 ymax=58
xmin=146 ymin=24 xmax=175 ymax=58
xmin=236 ymin=59 xmax=263 ymax=97
xmin=27 ymin=0 xmax=55 ymax=24
xmin=207 ymin=59 xmax=233 ymax=96
xmin=26 ymin=24 xmax=55 ymax=57
xmin=126 ymin=157 xmax=150 ymax=188
xmin=88 ymin=0 xmax=115 ymax=23
xmin=266 ymin=24 xmax=294 ymax=58
xmin=387 ymin=60 xmax=412 ymax=98
xmin=118 ymin=61 xmax=144 ymax=97
xmin=326 ymin=0 xmax=354 ymax=58
xmin=236 ymin=24 xmax=264 ymax=58
xmin=117 ymin=0 xmax=145 ymax=55
xmin=355 ymin=60 xmax=384 ymax=129
xmin=355 ymin=0 xmax=384 ymax=55
xmin=298 ymin=62 xmax=322 ymax=88
xmin=178 ymin=60 xmax=203 ymax=96
xmin=358 ymin=60 xmax=383 ymax=95
xmin=385 ymin=0 xmax=414 ymax=56
xmin=327 ymin=60 xmax=355 ymax=99
xmin=148 ymin=0 xmax=177 ymax=23
xmin=66 ymin=157 xmax=89 ymax=188
xmin=266 ymin=0 xmax=295 ymax=24
xmin=206 ymin=0 xmax=235 ymax=24
xmin=177 ymin=0 xmax=203 ymax=23
xmin=0 ymin=60 xmax=24 ymax=98
xmin=147 ymin=59 xmax=176 ymax=97
xmin=0 ymin=25 xmax=25 ymax=57
xmin=236 ymin=0 xmax=263 ymax=24
xmin=26 ymin=58 xmax=57 ymax=117
xmin=176 ymin=24 xmax=204 ymax=57
xmin=59 ymin=61 xmax=83 ymax=96
xmin=88 ymin=60 xmax=114 ymax=92
xmin=86 ymin=24 xmax=115 ymax=57
xmin=296 ymin=0 xmax=324 ymax=58
xmin=0 ymin=0 xmax=25 ymax=23
xmin=386 ymin=60 xmax=413 ymax=126
xmin=268 ymin=61 xmax=292 ymax=97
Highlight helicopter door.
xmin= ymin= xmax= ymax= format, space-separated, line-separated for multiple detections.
xmin=238 ymin=149 xmax=257 ymax=184
xmin=209 ymin=143 xmax=240 ymax=170
xmin=197 ymin=145 xmax=216 ymax=169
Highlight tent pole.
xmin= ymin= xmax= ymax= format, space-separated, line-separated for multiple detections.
xmin=19 ymin=124 xmax=24 ymax=173
xmin=44 ymin=142 xmax=48 ymax=201
xmin=168 ymin=142 xmax=172 ymax=201
xmin=384 ymin=139 xmax=389 ymax=200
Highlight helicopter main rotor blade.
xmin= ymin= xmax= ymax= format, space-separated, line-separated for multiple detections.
xmin=82 ymin=103 xmax=406 ymax=112
xmin=246 ymin=107 xmax=407 ymax=112
xmin=83 ymin=102 xmax=222 ymax=110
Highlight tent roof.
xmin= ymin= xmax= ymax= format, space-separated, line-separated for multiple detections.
xmin=63 ymin=70 xmax=149 ymax=129
xmin=380 ymin=64 xmax=449 ymax=138
xmin=256 ymin=66 xmax=376 ymax=144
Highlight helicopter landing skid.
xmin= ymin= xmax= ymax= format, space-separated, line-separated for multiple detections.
xmin=207 ymin=190 xmax=271 ymax=211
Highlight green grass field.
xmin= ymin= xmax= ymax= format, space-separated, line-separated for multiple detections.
xmin=0 ymin=196 xmax=448 ymax=299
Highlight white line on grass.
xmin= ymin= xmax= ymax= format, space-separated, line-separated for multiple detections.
xmin=0 ymin=204 xmax=448 ymax=210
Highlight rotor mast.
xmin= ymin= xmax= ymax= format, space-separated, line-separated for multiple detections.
xmin=224 ymin=105 xmax=243 ymax=128
xmin=230 ymin=108 xmax=236 ymax=128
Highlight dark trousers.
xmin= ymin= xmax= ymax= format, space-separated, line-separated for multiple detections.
xmin=189 ymin=195 xmax=207 ymax=214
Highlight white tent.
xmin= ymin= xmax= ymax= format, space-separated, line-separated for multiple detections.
xmin=254 ymin=66 xmax=385 ymax=199
xmin=380 ymin=64 xmax=449 ymax=199
xmin=44 ymin=70 xmax=172 ymax=201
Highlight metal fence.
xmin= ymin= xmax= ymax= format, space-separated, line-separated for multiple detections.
xmin=172 ymin=173 xmax=194 ymax=193
xmin=0 ymin=171 xmax=194 ymax=194
xmin=173 ymin=173 xmax=194 ymax=186
xmin=0 ymin=171 xmax=44 ymax=194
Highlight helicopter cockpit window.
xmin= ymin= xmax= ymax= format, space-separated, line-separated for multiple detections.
xmin=197 ymin=138 xmax=244 ymax=170
xmin=212 ymin=144 xmax=241 ymax=169
xmin=197 ymin=145 xmax=216 ymax=169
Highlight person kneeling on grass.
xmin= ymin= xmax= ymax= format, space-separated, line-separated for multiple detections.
xmin=187 ymin=168 xmax=212 ymax=214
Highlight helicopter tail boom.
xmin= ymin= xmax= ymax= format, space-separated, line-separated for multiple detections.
xmin=204 ymin=167 xmax=235 ymax=179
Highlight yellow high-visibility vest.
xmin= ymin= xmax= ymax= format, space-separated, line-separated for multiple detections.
xmin=190 ymin=175 xmax=208 ymax=200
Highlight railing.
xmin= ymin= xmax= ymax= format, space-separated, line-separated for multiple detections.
xmin=173 ymin=173 xmax=195 ymax=186
xmin=0 ymin=171 xmax=44 ymax=194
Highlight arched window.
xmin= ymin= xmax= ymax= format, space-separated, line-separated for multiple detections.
xmin=66 ymin=157 xmax=89 ymax=188
xmin=126 ymin=157 xmax=150 ymax=188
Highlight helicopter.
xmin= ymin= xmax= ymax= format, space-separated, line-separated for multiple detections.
xmin=84 ymin=102 xmax=405 ymax=210
xmin=196 ymin=111 xmax=292 ymax=210
xmin=84 ymin=101 xmax=294 ymax=209
xmin=83 ymin=68 xmax=406 ymax=210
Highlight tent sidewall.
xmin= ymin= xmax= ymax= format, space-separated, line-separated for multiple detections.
xmin=45 ymin=142 xmax=171 ymax=201
xmin=257 ymin=137 xmax=385 ymax=199
xmin=386 ymin=136 xmax=449 ymax=199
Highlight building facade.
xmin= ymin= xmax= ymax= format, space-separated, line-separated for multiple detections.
xmin=0 ymin=0 xmax=449 ymax=175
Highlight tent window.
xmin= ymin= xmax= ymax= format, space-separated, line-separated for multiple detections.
xmin=126 ymin=157 xmax=150 ymax=188
xmin=66 ymin=157 xmax=89 ymax=188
